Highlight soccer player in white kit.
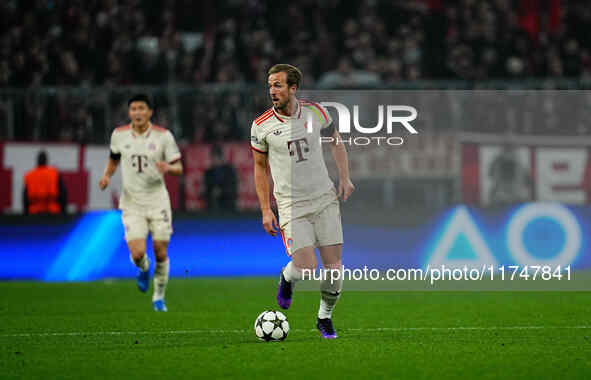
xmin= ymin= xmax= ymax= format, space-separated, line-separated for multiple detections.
xmin=251 ymin=64 xmax=354 ymax=338
xmin=99 ymin=94 xmax=183 ymax=312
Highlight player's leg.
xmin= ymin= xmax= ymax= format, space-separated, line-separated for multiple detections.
xmin=148 ymin=207 xmax=173 ymax=312
xmin=127 ymin=239 xmax=151 ymax=292
xmin=278 ymin=246 xmax=316 ymax=309
xmin=314 ymin=199 xmax=344 ymax=339
xmin=316 ymin=244 xmax=343 ymax=338
xmin=122 ymin=210 xmax=151 ymax=292
xmin=277 ymin=217 xmax=316 ymax=309
xmin=128 ymin=239 xmax=148 ymax=269
xmin=152 ymin=240 xmax=170 ymax=312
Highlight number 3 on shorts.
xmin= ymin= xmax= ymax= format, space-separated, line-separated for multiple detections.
xmin=161 ymin=209 xmax=169 ymax=223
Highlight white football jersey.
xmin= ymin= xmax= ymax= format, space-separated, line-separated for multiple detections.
xmin=250 ymin=100 xmax=335 ymax=210
xmin=110 ymin=123 xmax=181 ymax=210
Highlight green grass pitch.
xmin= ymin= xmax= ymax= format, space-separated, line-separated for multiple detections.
xmin=1 ymin=278 xmax=590 ymax=379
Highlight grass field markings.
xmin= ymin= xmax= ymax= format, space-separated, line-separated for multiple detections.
xmin=1 ymin=325 xmax=590 ymax=338
xmin=350 ymin=326 xmax=591 ymax=332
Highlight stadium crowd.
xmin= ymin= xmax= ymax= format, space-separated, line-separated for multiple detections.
xmin=0 ymin=0 xmax=590 ymax=142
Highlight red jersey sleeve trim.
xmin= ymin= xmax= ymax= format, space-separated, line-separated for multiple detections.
xmin=250 ymin=145 xmax=268 ymax=154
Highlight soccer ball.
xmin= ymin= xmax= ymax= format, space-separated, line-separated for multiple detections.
xmin=254 ymin=310 xmax=289 ymax=341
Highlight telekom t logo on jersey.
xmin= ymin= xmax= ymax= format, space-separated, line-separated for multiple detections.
xmin=287 ymin=138 xmax=310 ymax=162
xmin=131 ymin=154 xmax=148 ymax=173
xmin=308 ymin=103 xmax=419 ymax=146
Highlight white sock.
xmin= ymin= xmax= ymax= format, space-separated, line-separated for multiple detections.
xmin=318 ymin=262 xmax=343 ymax=319
xmin=283 ymin=261 xmax=303 ymax=283
xmin=152 ymin=258 xmax=170 ymax=302
xmin=131 ymin=254 xmax=150 ymax=272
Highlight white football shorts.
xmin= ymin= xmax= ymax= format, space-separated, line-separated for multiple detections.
xmin=121 ymin=206 xmax=173 ymax=242
xmin=279 ymin=190 xmax=343 ymax=256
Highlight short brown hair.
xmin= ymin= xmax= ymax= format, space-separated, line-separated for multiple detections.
xmin=268 ymin=64 xmax=302 ymax=88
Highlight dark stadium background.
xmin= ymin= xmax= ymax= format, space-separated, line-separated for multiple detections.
xmin=1 ymin=1 xmax=591 ymax=379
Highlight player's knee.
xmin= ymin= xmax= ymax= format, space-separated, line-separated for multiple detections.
xmin=292 ymin=246 xmax=317 ymax=270
xmin=319 ymin=244 xmax=343 ymax=265
xmin=153 ymin=242 xmax=168 ymax=262
xmin=155 ymin=250 xmax=168 ymax=262
xmin=127 ymin=239 xmax=146 ymax=260
xmin=130 ymin=249 xmax=145 ymax=261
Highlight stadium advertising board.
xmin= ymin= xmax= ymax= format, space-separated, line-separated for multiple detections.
xmin=1 ymin=203 xmax=589 ymax=290
xmin=462 ymin=137 xmax=591 ymax=205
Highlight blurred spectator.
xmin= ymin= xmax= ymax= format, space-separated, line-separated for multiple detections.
xmin=0 ymin=0 xmax=587 ymax=88
xmin=202 ymin=145 xmax=237 ymax=211
xmin=317 ymin=58 xmax=380 ymax=88
xmin=2 ymin=0 xmax=591 ymax=142
xmin=23 ymin=151 xmax=67 ymax=215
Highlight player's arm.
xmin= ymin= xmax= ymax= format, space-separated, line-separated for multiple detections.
xmin=156 ymin=131 xmax=183 ymax=176
xmin=100 ymin=131 xmax=121 ymax=190
xmin=252 ymin=149 xmax=279 ymax=236
xmin=326 ymin=126 xmax=355 ymax=201
xmin=99 ymin=152 xmax=120 ymax=190
xmin=156 ymin=160 xmax=183 ymax=176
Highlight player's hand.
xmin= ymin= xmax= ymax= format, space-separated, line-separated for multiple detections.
xmin=338 ymin=178 xmax=355 ymax=202
xmin=262 ymin=209 xmax=279 ymax=236
xmin=155 ymin=161 xmax=169 ymax=174
xmin=99 ymin=175 xmax=110 ymax=190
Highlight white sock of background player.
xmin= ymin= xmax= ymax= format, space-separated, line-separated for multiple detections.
xmin=318 ymin=261 xmax=343 ymax=319
xmin=152 ymin=258 xmax=169 ymax=301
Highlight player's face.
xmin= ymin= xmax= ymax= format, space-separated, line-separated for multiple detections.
xmin=128 ymin=101 xmax=153 ymax=127
xmin=268 ymin=72 xmax=295 ymax=110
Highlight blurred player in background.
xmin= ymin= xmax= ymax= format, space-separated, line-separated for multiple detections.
xmin=251 ymin=64 xmax=354 ymax=339
xmin=99 ymin=94 xmax=182 ymax=312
